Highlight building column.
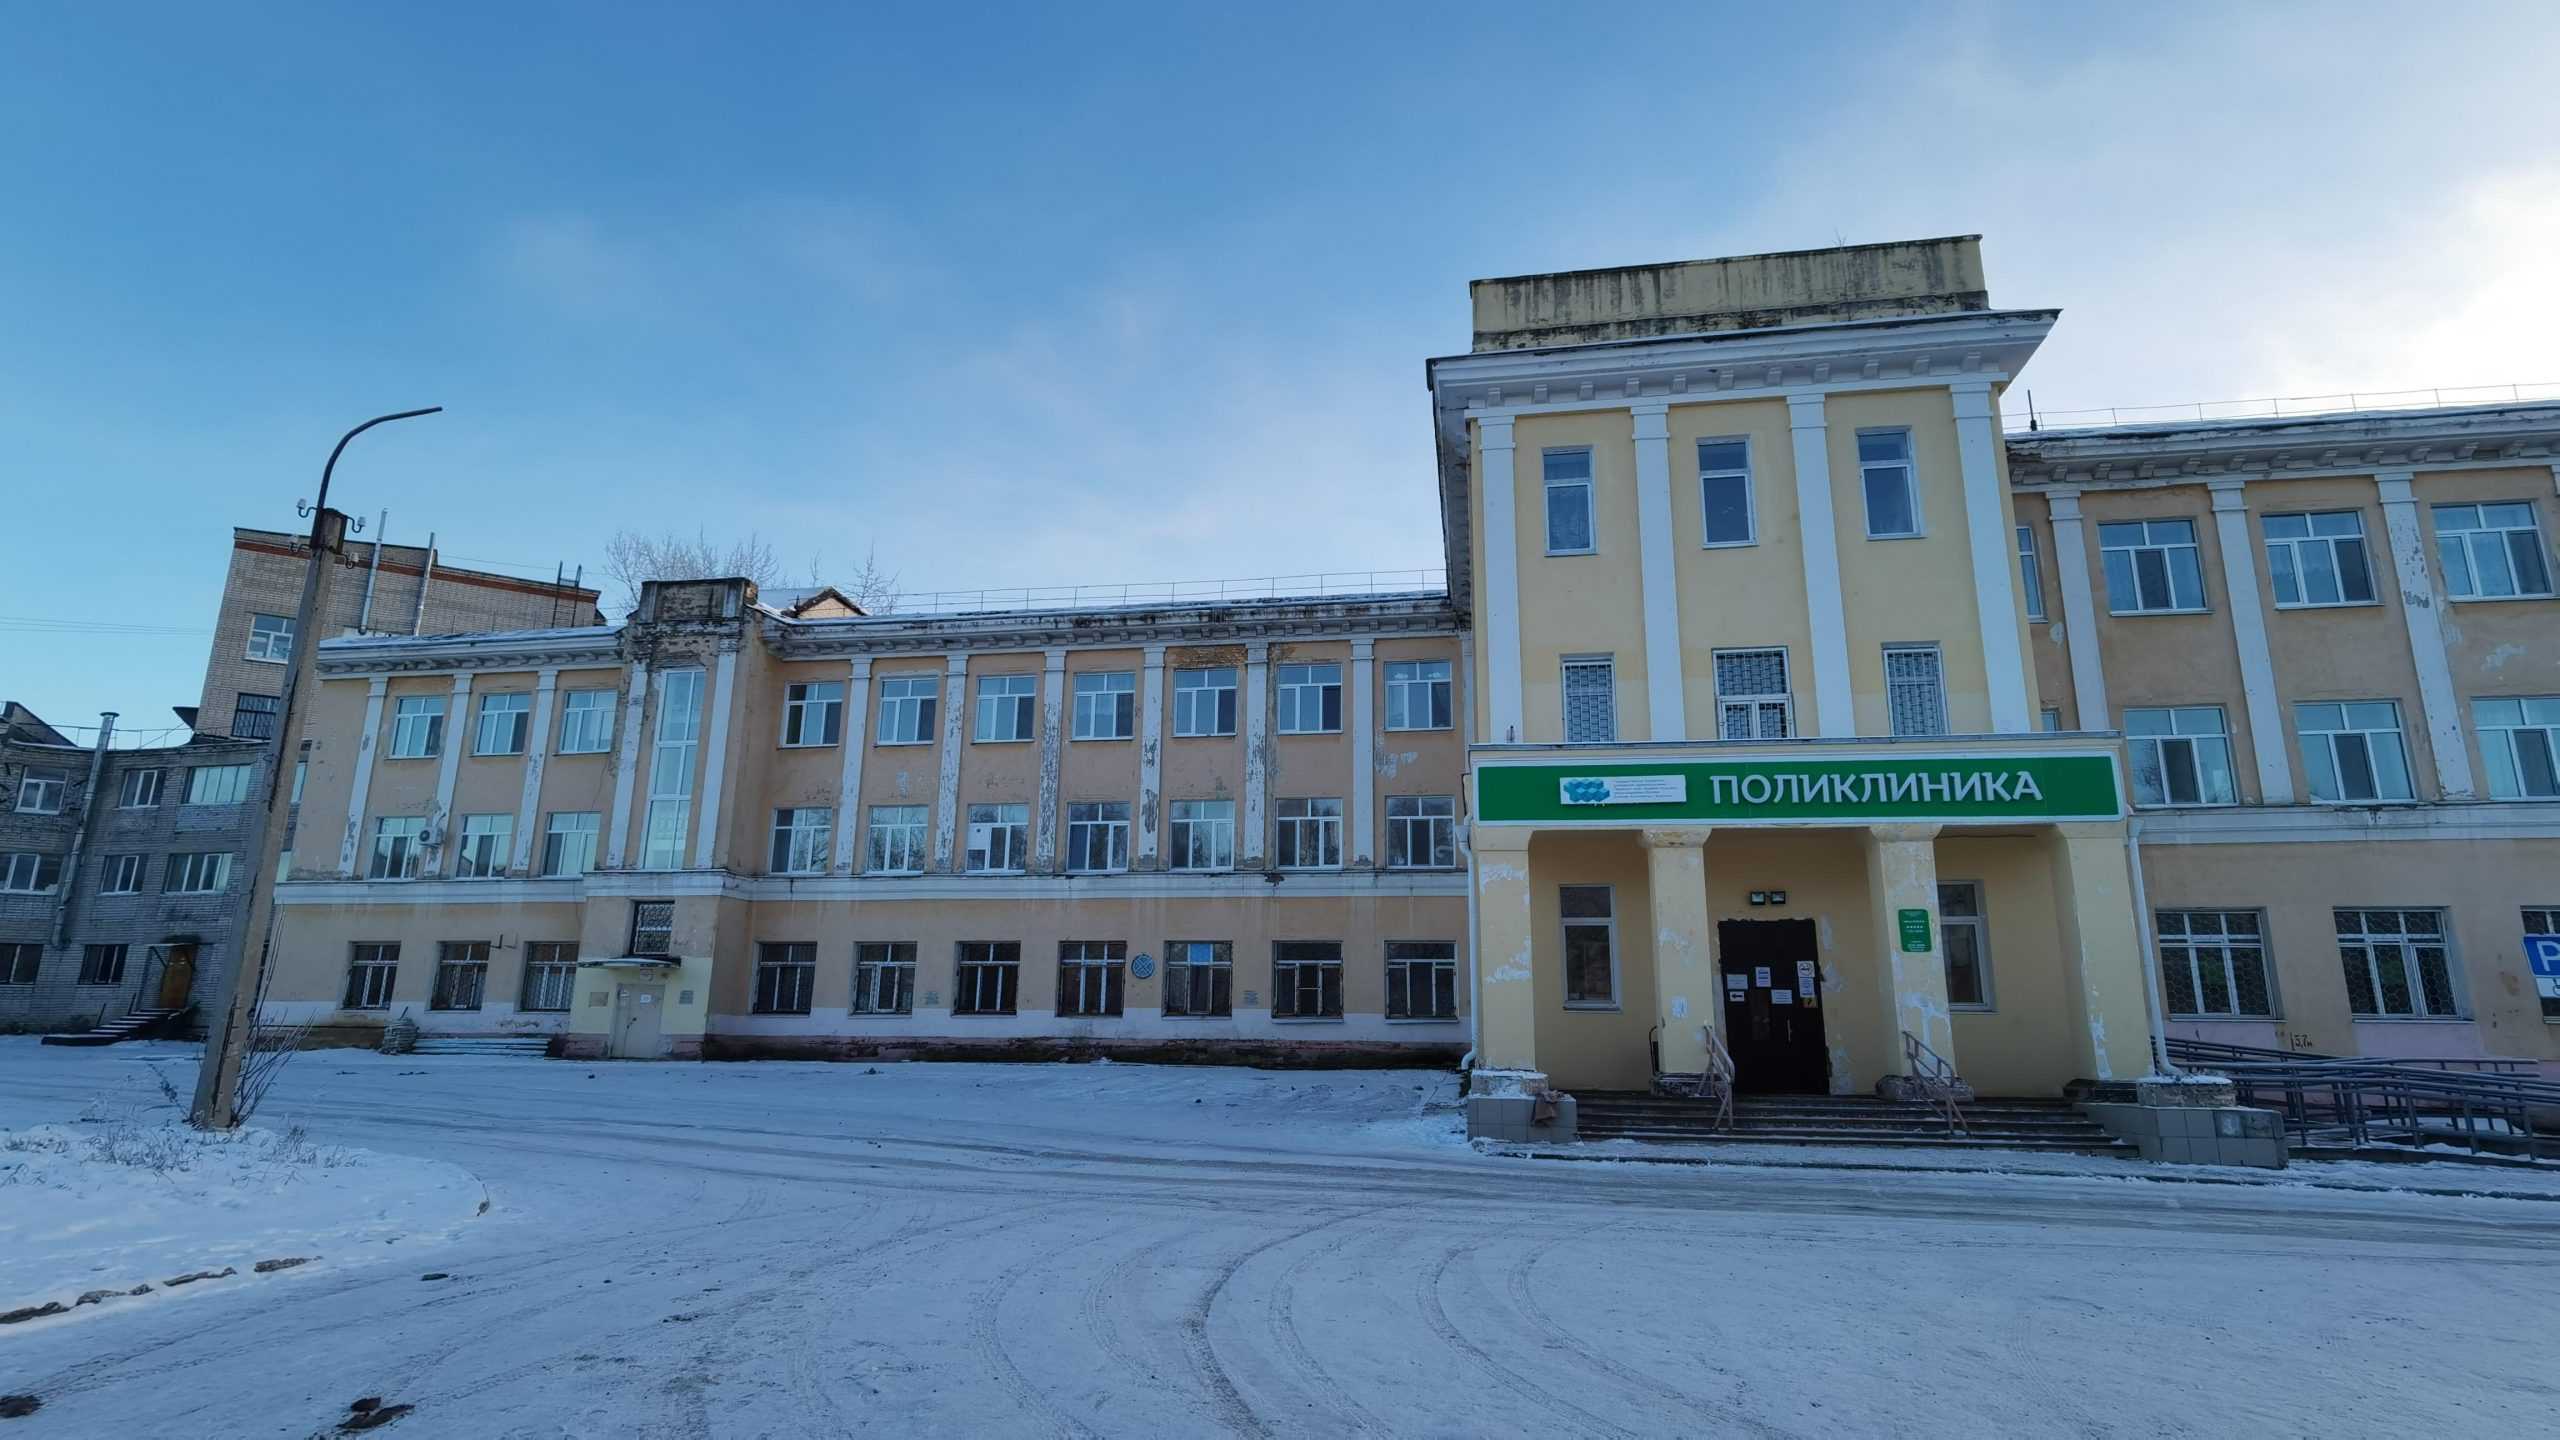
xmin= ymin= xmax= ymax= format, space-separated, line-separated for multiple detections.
xmin=1478 ymin=414 xmax=1525 ymax=742
xmin=1787 ymin=394 xmax=1854 ymax=736
xmin=2376 ymin=472 xmax=2476 ymax=799
xmin=1864 ymin=823 xmax=1951 ymax=1073
xmin=510 ymin=667 xmax=560 ymax=874
xmin=1642 ymin=828 xmax=1714 ymax=1077
xmin=829 ymin=656 xmax=873 ymax=874
xmin=337 ymin=675 xmax=389 ymax=876
xmin=1631 ymin=402 xmax=1686 ymax=741
xmin=1242 ymin=640 xmax=1269 ymax=866
xmin=689 ymin=648 xmax=737 ymax=870
xmin=931 ymin=652 xmax=968 ymax=872
xmin=604 ymin=661 xmax=651 ymax=871
xmin=2047 ymin=822 xmax=2154 ymax=1082
xmin=1033 ymin=647 xmax=1067 ymax=873
xmin=1469 ymin=826 xmax=1541 ymax=1085
xmin=1136 ymin=642 xmax=1167 ymax=868
xmin=1952 ymin=382 xmax=2031 ymax=733
xmin=2045 ymin=489 xmax=2108 ymax=730
xmin=1349 ymin=637 xmax=1377 ymax=868
xmin=420 ymin=673 xmax=472 ymax=876
xmin=2207 ymin=479 xmax=2295 ymax=804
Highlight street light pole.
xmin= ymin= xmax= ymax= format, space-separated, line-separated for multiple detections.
xmin=191 ymin=407 xmax=441 ymax=1129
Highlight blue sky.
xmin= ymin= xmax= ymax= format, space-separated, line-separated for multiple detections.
xmin=7 ymin=2 xmax=2558 ymax=739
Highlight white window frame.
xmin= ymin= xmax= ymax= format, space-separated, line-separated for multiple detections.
xmin=1168 ymin=799 xmax=1236 ymax=872
xmin=1071 ymin=671 xmax=1136 ymax=742
xmin=473 ymin=692 xmax=532 ymax=756
xmin=1172 ymin=668 xmax=1238 ymax=738
xmin=2124 ymin=706 xmax=2237 ymax=808
xmin=100 ymin=852 xmax=145 ymax=895
xmin=1560 ymin=884 xmax=1617 ymax=1009
xmin=1938 ymin=880 xmax=1993 ymax=1010
xmin=2099 ymin=518 xmax=2208 ymax=614
xmin=875 ymin=674 xmax=940 ymax=745
xmin=1384 ymin=659 xmax=1453 ymax=731
xmin=866 ymin=805 xmax=929 ymax=875
xmin=1385 ymin=795 xmax=1457 ymax=870
xmin=15 ymin=770 xmax=64 ymax=815
xmin=1712 ymin=647 xmax=1792 ymax=740
xmin=2016 ymin=525 xmax=2045 ymax=619
xmin=0 ymin=853 xmax=63 ymax=893
xmin=1274 ymin=796 xmax=1342 ymax=871
xmin=1883 ymin=644 xmax=1946 ymax=738
xmin=117 ymin=767 xmax=161 ymax=809
xmin=973 ymin=674 xmax=1037 ymax=743
xmin=453 ymin=814 xmax=513 ymax=878
xmin=1064 ymin=801 xmax=1131 ymax=874
xmin=2156 ymin=909 xmax=2277 ymax=1019
xmin=2297 ymin=700 xmax=2415 ymax=805
xmin=368 ymin=817 xmax=426 ymax=881
xmin=1857 ymin=429 xmax=1921 ymax=539
xmin=965 ymin=802 xmax=1029 ymax=874
xmin=852 ymin=941 xmax=917 ymax=1015
xmin=540 ymin=812 xmax=600 ymax=877
xmin=2263 ymin=510 xmax=2376 ymax=609
xmin=2476 ymin=696 xmax=2560 ymax=801
xmin=184 ymin=764 xmax=253 ymax=807
xmin=1274 ymin=663 xmax=1342 ymax=735
xmin=641 ymin=668 xmax=704 ymax=870
xmin=556 ymin=689 xmax=616 ymax=754
xmin=1560 ymin=655 xmax=1616 ymax=744
xmin=2335 ymin=907 xmax=2463 ymax=1019
xmin=1697 ymin=436 xmax=1755 ymax=548
xmin=1385 ymin=940 xmax=1459 ymax=1020
xmin=2434 ymin=501 xmax=2555 ymax=601
xmin=1542 ymin=446 xmax=1596 ymax=556
xmin=246 ymin=612 xmax=295 ymax=663
xmin=780 ymin=681 xmax=845 ymax=748
xmin=769 ymin=806 xmax=833 ymax=875
xmin=388 ymin=695 xmax=445 ymax=759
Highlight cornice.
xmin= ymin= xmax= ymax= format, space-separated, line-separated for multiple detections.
xmin=763 ymin=593 xmax=1462 ymax=659
xmin=312 ymin=627 xmax=627 ymax=678
xmin=2005 ymin=402 xmax=2560 ymax=489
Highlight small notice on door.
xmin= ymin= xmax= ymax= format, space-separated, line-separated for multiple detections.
xmin=1770 ymin=989 xmax=1793 ymax=1005
xmin=1753 ymin=967 xmax=1771 ymax=986
xmin=1796 ymin=960 xmax=1817 ymax=994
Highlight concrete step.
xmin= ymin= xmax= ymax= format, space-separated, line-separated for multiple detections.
xmin=40 ymin=1009 xmax=186 ymax=1047
xmin=409 ymin=1036 xmax=554 ymax=1056
xmin=1577 ymin=1126 xmax=2126 ymax=1153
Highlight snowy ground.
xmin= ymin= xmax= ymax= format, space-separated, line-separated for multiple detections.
xmin=1 ymin=1041 xmax=2555 ymax=1437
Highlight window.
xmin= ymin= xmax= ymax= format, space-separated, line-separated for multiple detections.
xmin=1273 ymin=940 xmax=1343 ymax=1019
xmin=453 ymin=815 xmax=512 ymax=878
xmin=1561 ymin=657 xmax=1615 ymax=743
xmin=2099 ymin=519 xmax=2206 ymax=613
xmin=2016 ymin=526 xmax=2045 ymax=619
xmin=852 ymin=941 xmax=917 ymax=1015
xmin=1274 ymin=797 xmax=1342 ymax=870
xmin=1057 ymin=940 xmax=1126 ymax=1018
xmin=1938 ymin=882 xmax=1991 ymax=1008
xmin=79 ymin=943 xmax=129 ymax=986
xmin=1884 ymin=645 xmax=1946 ymax=738
xmin=118 ymin=768 xmax=161 ymax=808
xmin=1386 ymin=941 xmax=1458 ymax=1020
xmin=474 ymin=692 xmax=532 ymax=755
xmin=0 ymin=854 xmax=62 ymax=893
xmin=2125 ymin=708 xmax=2236 ymax=808
xmin=1858 ymin=430 xmax=1919 ymax=538
xmin=1386 ymin=795 xmax=1457 ymax=870
xmin=231 ymin=693 xmax=281 ymax=740
xmin=1385 ymin=659 xmax=1452 ymax=731
xmin=2263 ymin=511 xmax=2374 ymax=607
xmin=1698 ymin=438 xmax=1754 ymax=546
xmin=162 ymin=851 xmax=234 ymax=895
xmin=15 ymin=770 xmax=64 ymax=814
xmin=876 ymin=673 xmax=940 ymax=745
xmin=2336 ymin=908 xmax=2460 ymax=1018
xmin=2477 ymin=697 xmax=2560 ymax=800
xmin=2157 ymin=911 xmax=2274 ymax=1018
xmin=344 ymin=943 xmax=398 ymax=1009
xmin=751 ymin=942 xmax=816 ymax=1015
xmin=2297 ymin=701 xmax=2414 ymax=804
xmin=767 ymin=807 xmax=832 ymax=875
xmin=1 ymin=943 xmax=38 ymax=985
xmin=557 ymin=689 xmax=616 ymax=754
xmin=1275 ymin=663 xmax=1342 ymax=735
xmin=2526 ymin=908 xmax=2560 ymax=1021
xmin=521 ymin=942 xmax=579 ymax=1012
xmin=866 ymin=805 xmax=928 ymax=875
xmin=1169 ymin=799 xmax=1235 ymax=871
xmin=431 ymin=941 xmax=490 ymax=1011
xmin=541 ymin=812 xmax=600 ymax=878
xmin=2435 ymin=501 xmax=2554 ymax=600
xmin=1560 ymin=885 xmax=1616 ymax=1006
xmin=368 ymin=817 xmax=426 ymax=880
xmin=954 ymin=941 xmax=1020 ymax=1015
xmin=1543 ymin=448 xmax=1595 ymax=554
xmin=965 ymin=803 xmax=1029 ymax=874
xmin=389 ymin=695 xmax=446 ymax=758
xmin=629 ymin=900 xmax=675 ymax=956
xmin=1162 ymin=940 xmax=1232 ymax=1017
xmin=1072 ymin=671 xmax=1136 ymax=741
xmin=974 ymin=674 xmax=1037 ymax=743
xmin=246 ymin=612 xmax=296 ymax=662
xmin=1173 ymin=668 xmax=1238 ymax=737
xmin=781 ymin=681 xmax=844 ymax=747
xmin=641 ymin=669 xmax=704 ymax=870
xmin=184 ymin=764 xmax=253 ymax=806
xmin=100 ymin=853 xmax=144 ymax=895
xmin=2040 ymin=707 xmax=2063 ymax=733
xmin=1713 ymin=649 xmax=1791 ymax=740
xmin=1064 ymin=802 xmax=1130 ymax=874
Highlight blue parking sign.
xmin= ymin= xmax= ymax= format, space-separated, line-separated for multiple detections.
xmin=2528 ymin=935 xmax=2560 ymax=1002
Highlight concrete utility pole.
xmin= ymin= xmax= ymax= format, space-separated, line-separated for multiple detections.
xmin=192 ymin=408 xmax=440 ymax=1129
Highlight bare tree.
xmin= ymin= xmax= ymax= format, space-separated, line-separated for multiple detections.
xmin=833 ymin=543 xmax=900 ymax=615
xmin=604 ymin=528 xmax=901 ymax=617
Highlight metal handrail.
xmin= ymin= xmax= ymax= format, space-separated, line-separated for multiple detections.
xmin=2167 ymin=1036 xmax=2538 ymax=1076
xmin=875 ymin=569 xmax=1449 ymax=618
xmin=2164 ymin=1043 xmax=2556 ymax=1161
xmin=1694 ymin=1025 xmax=1737 ymax=1131
xmin=1900 ymin=1030 xmax=1968 ymax=1136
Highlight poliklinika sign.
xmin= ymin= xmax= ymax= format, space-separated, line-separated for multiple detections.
xmin=1484 ymin=752 xmax=2122 ymax=825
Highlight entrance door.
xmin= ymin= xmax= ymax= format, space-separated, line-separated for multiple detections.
xmin=609 ymin=984 xmax=665 ymax=1059
xmin=1717 ymin=919 xmax=1827 ymax=1094
xmin=157 ymin=946 xmax=197 ymax=1010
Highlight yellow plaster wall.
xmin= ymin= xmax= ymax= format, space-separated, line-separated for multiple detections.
xmin=1939 ymin=833 xmax=2080 ymax=1095
xmin=1525 ymin=830 xmax=1655 ymax=1090
xmin=1511 ymin=411 xmax=1649 ymax=742
xmin=2070 ymin=485 xmax=2264 ymax=793
xmin=1827 ymin=389 xmax=1994 ymax=735
xmin=1664 ymin=398 xmax=1813 ymax=729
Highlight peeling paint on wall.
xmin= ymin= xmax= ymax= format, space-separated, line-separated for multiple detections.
xmin=2483 ymin=641 xmax=2526 ymax=672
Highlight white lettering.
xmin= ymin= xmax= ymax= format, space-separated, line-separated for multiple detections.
xmin=1710 ymin=776 xmax=1740 ymax=804
xmin=1919 ymin=775 xmax=1954 ymax=803
xmin=2013 ymin=771 xmax=2042 ymax=801
xmin=1740 ymin=775 xmax=1773 ymax=804
xmin=1889 ymin=774 xmax=1923 ymax=803
xmin=1951 ymin=773 xmax=1985 ymax=803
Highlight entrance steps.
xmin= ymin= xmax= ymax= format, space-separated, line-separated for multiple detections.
xmin=1575 ymin=1092 xmax=2123 ymax=1153
xmin=41 ymin=1007 xmax=190 ymax=1048
xmin=408 ymin=1035 xmax=555 ymax=1058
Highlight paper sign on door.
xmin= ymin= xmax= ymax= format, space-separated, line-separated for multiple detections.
xmin=1770 ymin=989 xmax=1793 ymax=1005
xmin=1753 ymin=967 xmax=1771 ymax=986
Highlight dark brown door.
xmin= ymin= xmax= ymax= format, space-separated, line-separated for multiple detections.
xmin=1717 ymin=920 xmax=1827 ymax=1094
xmin=157 ymin=947 xmax=196 ymax=1010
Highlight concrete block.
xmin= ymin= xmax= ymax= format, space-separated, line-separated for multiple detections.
xmin=2159 ymin=1135 xmax=2195 ymax=1164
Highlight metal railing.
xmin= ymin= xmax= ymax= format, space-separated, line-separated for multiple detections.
xmin=1692 ymin=1025 xmax=1737 ymax=1130
xmin=2167 ymin=1036 xmax=2538 ymax=1076
xmin=2010 ymin=381 xmax=2560 ymax=433
xmin=2165 ymin=1038 xmax=2558 ymax=1161
xmin=1901 ymin=1030 xmax=1969 ymax=1136
xmin=872 ymin=569 xmax=1448 ymax=618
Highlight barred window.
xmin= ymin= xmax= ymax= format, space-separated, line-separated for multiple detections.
xmin=1561 ymin=657 xmax=1615 ymax=743
xmin=231 ymin=693 xmax=280 ymax=740
xmin=1274 ymin=797 xmax=1342 ymax=870
xmin=1056 ymin=941 xmax=1126 ymax=1018
xmin=1065 ymin=802 xmax=1130 ymax=874
xmin=1884 ymin=645 xmax=1945 ymax=737
xmin=1714 ymin=649 xmax=1792 ymax=740
xmin=954 ymin=941 xmax=1020 ymax=1015
xmin=521 ymin=942 xmax=579 ymax=1012
xmin=2335 ymin=908 xmax=2459 ymax=1018
xmin=1385 ymin=795 xmax=1456 ymax=869
xmin=853 ymin=942 xmax=917 ymax=1015
xmin=629 ymin=900 xmax=675 ymax=956
xmin=753 ymin=942 xmax=816 ymax=1015
xmin=1162 ymin=940 xmax=1232 ymax=1018
xmin=2156 ymin=911 xmax=2273 ymax=1017
xmin=1386 ymin=941 xmax=1458 ymax=1020
xmin=344 ymin=943 xmax=398 ymax=1009
xmin=431 ymin=941 xmax=490 ymax=1011
xmin=1273 ymin=941 xmax=1343 ymax=1019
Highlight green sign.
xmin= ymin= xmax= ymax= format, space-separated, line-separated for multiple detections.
xmin=1475 ymin=752 xmax=2121 ymax=826
xmin=1898 ymin=908 xmax=1934 ymax=953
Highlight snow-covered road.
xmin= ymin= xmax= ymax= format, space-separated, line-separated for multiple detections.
xmin=4 ymin=1041 xmax=2555 ymax=1438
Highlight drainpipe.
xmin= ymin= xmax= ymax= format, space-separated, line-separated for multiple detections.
xmin=410 ymin=531 xmax=437 ymax=635
xmin=356 ymin=510 xmax=387 ymax=632
xmin=2124 ymin=817 xmax=2179 ymax=1077
xmin=50 ymin=712 xmax=116 ymax=945
xmin=1460 ymin=827 xmax=1480 ymax=1078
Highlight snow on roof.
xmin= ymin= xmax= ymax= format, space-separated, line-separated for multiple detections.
xmin=315 ymin=624 xmax=622 ymax=651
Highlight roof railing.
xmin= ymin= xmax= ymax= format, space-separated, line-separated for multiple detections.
xmin=869 ymin=569 xmax=1449 ymax=618
xmin=2010 ymin=381 xmax=2560 ymax=433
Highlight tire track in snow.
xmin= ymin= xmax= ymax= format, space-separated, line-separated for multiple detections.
xmin=967 ymin=1220 xmax=1119 ymax=1439
xmin=1414 ymin=1237 xmax=1637 ymax=1440
xmin=1261 ymin=1215 xmax=1395 ymax=1438
xmin=1173 ymin=1206 xmax=1384 ymax=1439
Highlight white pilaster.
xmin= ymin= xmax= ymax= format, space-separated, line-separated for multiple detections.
xmin=932 ymin=652 xmax=969 ymax=871
xmin=689 ymin=648 xmax=738 ymax=870
xmin=1242 ymin=640 xmax=1270 ymax=865
xmin=604 ymin=661 xmax=650 ymax=870
xmin=1631 ymin=402 xmax=1685 ymax=741
xmin=337 ymin=675 xmax=389 ymax=876
xmin=2377 ymin=472 xmax=2475 ymax=799
xmin=2208 ymin=480 xmax=2295 ymax=804
xmin=1478 ymin=415 xmax=1524 ymax=742
xmin=1034 ymin=647 xmax=1067 ymax=873
xmin=510 ymin=667 xmax=560 ymax=873
xmin=421 ymin=673 xmax=472 ymax=876
xmin=1787 ymin=394 xmax=1854 ymax=736
xmin=1137 ymin=643 xmax=1166 ymax=866
xmin=830 ymin=656 xmax=873 ymax=874
xmin=1349 ymin=637 xmax=1377 ymax=868
xmin=1951 ymin=382 xmax=2031 ymax=733
xmin=2045 ymin=490 xmax=2108 ymax=730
